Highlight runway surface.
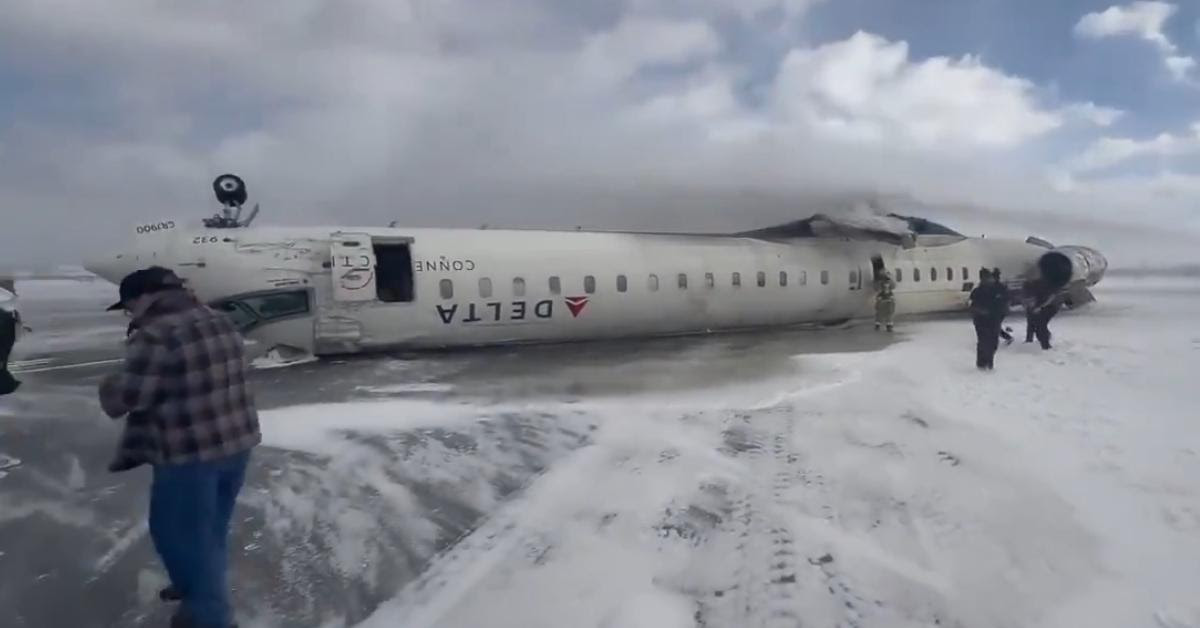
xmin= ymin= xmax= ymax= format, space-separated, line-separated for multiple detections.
xmin=2 ymin=276 xmax=1199 ymax=628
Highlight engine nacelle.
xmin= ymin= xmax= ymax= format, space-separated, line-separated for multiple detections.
xmin=1038 ymin=246 xmax=1108 ymax=289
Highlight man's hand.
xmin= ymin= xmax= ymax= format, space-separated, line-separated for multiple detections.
xmin=98 ymin=373 xmax=128 ymax=418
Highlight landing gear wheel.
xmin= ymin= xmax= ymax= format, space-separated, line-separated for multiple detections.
xmin=212 ymin=174 xmax=247 ymax=207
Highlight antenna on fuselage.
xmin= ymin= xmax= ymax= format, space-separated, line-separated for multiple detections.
xmin=203 ymin=173 xmax=259 ymax=228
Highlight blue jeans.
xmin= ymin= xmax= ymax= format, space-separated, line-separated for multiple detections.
xmin=150 ymin=450 xmax=251 ymax=627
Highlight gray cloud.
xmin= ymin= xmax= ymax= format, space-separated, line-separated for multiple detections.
xmin=1 ymin=0 xmax=1197 ymax=271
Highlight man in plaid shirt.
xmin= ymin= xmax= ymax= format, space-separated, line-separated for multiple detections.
xmin=99 ymin=266 xmax=260 ymax=628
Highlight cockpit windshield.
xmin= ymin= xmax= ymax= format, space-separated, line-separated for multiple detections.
xmin=211 ymin=289 xmax=310 ymax=332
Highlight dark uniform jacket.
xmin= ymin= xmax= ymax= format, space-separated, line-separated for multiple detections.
xmin=969 ymin=283 xmax=1007 ymax=319
xmin=99 ymin=290 xmax=261 ymax=468
xmin=1028 ymin=278 xmax=1062 ymax=312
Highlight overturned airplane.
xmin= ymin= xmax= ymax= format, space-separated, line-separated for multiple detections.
xmin=85 ymin=175 xmax=1107 ymax=357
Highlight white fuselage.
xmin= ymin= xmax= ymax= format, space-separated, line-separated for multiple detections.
xmin=85 ymin=222 xmax=1096 ymax=356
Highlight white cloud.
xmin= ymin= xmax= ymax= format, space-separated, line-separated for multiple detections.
xmin=1064 ymin=122 xmax=1200 ymax=173
xmin=1069 ymin=134 xmax=1184 ymax=172
xmin=1074 ymin=1 xmax=1176 ymax=48
xmin=579 ymin=18 xmax=722 ymax=83
xmin=629 ymin=0 xmax=824 ymax=21
xmin=0 ymin=1 xmax=1197 ymax=267
xmin=1062 ymin=102 xmax=1126 ymax=127
xmin=1165 ymin=54 xmax=1198 ymax=80
xmin=770 ymin=32 xmax=1063 ymax=149
xmin=1074 ymin=2 xmax=1196 ymax=81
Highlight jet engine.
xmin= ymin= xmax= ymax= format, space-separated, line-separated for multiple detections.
xmin=1038 ymin=246 xmax=1108 ymax=289
xmin=1034 ymin=245 xmax=1107 ymax=308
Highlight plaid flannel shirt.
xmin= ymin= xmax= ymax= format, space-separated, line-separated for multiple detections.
xmin=100 ymin=291 xmax=261 ymax=467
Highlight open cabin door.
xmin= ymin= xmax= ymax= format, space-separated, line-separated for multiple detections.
xmin=870 ymin=255 xmax=885 ymax=280
xmin=330 ymin=232 xmax=377 ymax=302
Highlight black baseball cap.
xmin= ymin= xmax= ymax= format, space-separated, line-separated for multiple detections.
xmin=105 ymin=266 xmax=186 ymax=311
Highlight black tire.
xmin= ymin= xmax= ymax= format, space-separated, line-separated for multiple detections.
xmin=212 ymin=174 xmax=248 ymax=206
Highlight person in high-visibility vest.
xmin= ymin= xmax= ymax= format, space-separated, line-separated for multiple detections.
xmin=873 ymin=269 xmax=896 ymax=332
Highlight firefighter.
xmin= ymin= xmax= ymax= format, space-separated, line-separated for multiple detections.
xmin=873 ymin=269 xmax=896 ymax=332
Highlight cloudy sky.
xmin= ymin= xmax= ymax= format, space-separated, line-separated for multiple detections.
xmin=2 ymin=0 xmax=1199 ymax=268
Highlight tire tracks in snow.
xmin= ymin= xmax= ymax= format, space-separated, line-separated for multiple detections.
xmin=688 ymin=394 xmax=957 ymax=628
xmin=697 ymin=405 xmax=873 ymax=628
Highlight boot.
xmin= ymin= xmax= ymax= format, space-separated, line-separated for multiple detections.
xmin=0 ymin=370 xmax=18 ymax=396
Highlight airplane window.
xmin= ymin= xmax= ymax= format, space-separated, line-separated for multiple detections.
xmin=798 ymin=270 xmax=807 ymax=286
xmin=678 ymin=273 xmax=688 ymax=289
xmin=821 ymin=270 xmax=829 ymax=285
xmin=914 ymin=268 xmax=921 ymax=282
xmin=947 ymin=267 xmax=954 ymax=281
xmin=440 ymin=279 xmax=454 ymax=299
xmin=705 ymin=272 xmax=715 ymax=289
xmin=213 ymin=301 xmax=258 ymax=331
xmin=214 ymin=290 xmax=311 ymax=332
xmin=757 ymin=271 xmax=766 ymax=287
xmin=242 ymin=291 xmax=309 ymax=320
xmin=585 ymin=275 xmax=596 ymax=294
xmin=648 ymin=274 xmax=659 ymax=291
xmin=513 ymin=277 xmax=526 ymax=297
xmin=549 ymin=276 xmax=561 ymax=295
xmin=732 ymin=272 xmax=741 ymax=287
xmin=479 ymin=277 xmax=493 ymax=298
xmin=931 ymin=268 xmax=938 ymax=281
xmin=617 ymin=275 xmax=627 ymax=293
xmin=779 ymin=271 xmax=788 ymax=287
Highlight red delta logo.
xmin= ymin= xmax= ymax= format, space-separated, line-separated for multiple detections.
xmin=564 ymin=296 xmax=589 ymax=317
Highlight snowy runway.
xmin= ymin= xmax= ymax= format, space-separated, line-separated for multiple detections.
xmin=333 ymin=356 xmax=1097 ymax=628
xmin=2 ymin=278 xmax=1198 ymax=627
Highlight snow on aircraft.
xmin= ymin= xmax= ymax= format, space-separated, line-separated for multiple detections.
xmin=84 ymin=175 xmax=1107 ymax=358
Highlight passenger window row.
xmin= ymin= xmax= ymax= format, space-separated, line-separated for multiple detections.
xmin=892 ymin=266 xmax=971 ymax=284
xmin=438 ymin=269 xmax=834 ymax=300
xmin=438 ymin=263 xmax=976 ymax=299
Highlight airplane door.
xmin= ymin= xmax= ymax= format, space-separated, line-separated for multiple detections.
xmin=330 ymin=233 xmax=377 ymax=302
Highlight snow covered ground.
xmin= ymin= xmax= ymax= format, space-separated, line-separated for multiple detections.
xmin=246 ymin=277 xmax=1200 ymax=628
xmin=3 ymin=276 xmax=1197 ymax=628
xmin=237 ymin=277 xmax=1200 ymax=628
